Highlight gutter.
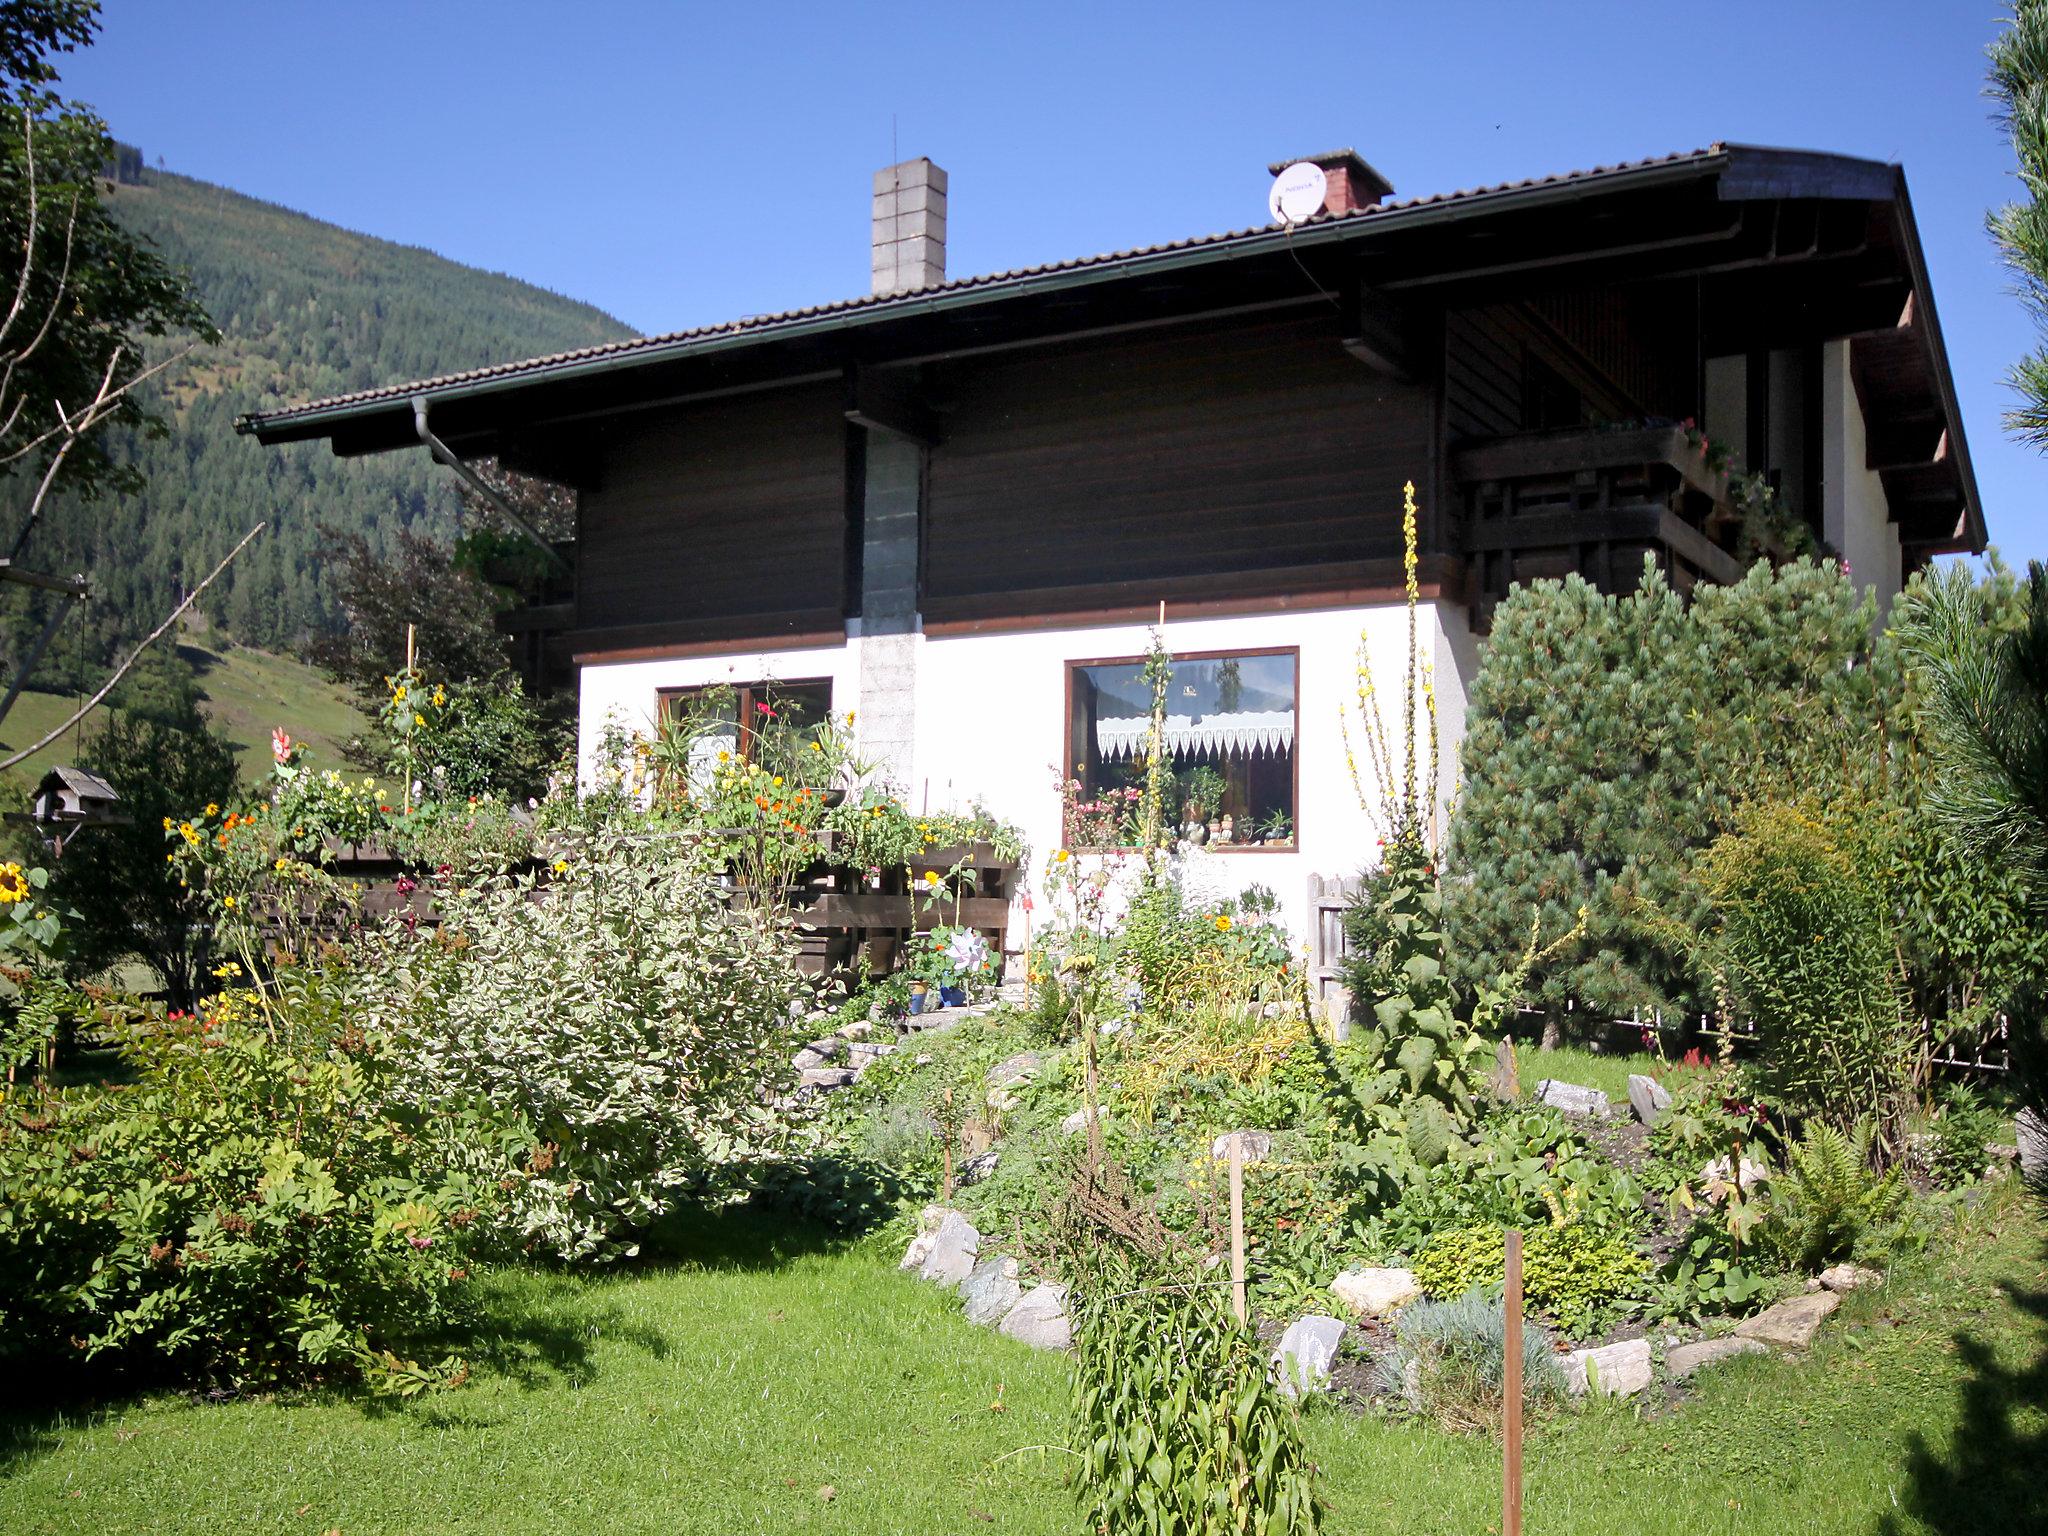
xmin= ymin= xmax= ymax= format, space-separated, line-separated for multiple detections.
xmin=412 ymin=397 xmax=572 ymax=576
xmin=239 ymin=148 xmax=1740 ymax=443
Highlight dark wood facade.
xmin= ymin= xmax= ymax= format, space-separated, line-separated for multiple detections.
xmin=242 ymin=145 xmax=1987 ymax=660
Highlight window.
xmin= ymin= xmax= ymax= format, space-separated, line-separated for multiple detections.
xmin=657 ymin=679 xmax=834 ymax=781
xmin=1064 ymin=649 xmax=1297 ymax=850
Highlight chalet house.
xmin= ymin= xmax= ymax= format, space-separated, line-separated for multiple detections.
xmin=240 ymin=144 xmax=1987 ymax=941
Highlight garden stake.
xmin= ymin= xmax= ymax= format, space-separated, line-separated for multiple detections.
xmin=1228 ymin=1136 xmax=1246 ymax=1324
xmin=1504 ymin=1227 xmax=1524 ymax=1536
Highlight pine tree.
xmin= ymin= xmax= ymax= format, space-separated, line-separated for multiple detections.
xmin=1444 ymin=557 xmax=1886 ymax=1036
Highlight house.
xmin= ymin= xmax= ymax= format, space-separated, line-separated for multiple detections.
xmin=239 ymin=143 xmax=1987 ymax=943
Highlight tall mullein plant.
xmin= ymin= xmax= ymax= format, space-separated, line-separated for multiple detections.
xmin=1137 ymin=626 xmax=1173 ymax=865
xmin=1333 ymin=485 xmax=1484 ymax=1165
xmin=1341 ymin=481 xmax=1441 ymax=851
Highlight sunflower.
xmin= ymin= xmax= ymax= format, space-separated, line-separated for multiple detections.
xmin=0 ymin=864 xmax=29 ymax=904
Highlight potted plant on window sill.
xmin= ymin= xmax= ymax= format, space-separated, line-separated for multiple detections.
xmin=1253 ymin=809 xmax=1293 ymax=848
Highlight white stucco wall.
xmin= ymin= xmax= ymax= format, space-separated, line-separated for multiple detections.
xmin=576 ymin=601 xmax=1475 ymax=943
xmin=1820 ymin=338 xmax=1904 ymax=612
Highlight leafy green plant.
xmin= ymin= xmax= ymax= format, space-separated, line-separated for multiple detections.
xmin=1070 ymin=1242 xmax=1323 ymax=1535
xmin=1375 ymin=1288 xmax=1563 ymax=1434
xmin=1695 ymin=802 xmax=1916 ymax=1138
xmin=0 ymin=1002 xmax=507 ymax=1389
xmin=1412 ymin=1222 xmax=1650 ymax=1339
xmin=1924 ymin=1085 xmax=2005 ymax=1190
xmin=1647 ymin=1221 xmax=1773 ymax=1322
xmin=1757 ymin=1120 xmax=1908 ymax=1271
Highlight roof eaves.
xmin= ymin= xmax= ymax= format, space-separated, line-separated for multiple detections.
xmin=236 ymin=145 xmax=1734 ymax=441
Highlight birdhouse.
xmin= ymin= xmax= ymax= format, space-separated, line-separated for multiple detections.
xmin=31 ymin=765 xmax=123 ymax=834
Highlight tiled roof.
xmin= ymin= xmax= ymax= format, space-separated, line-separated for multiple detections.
xmin=237 ymin=146 xmax=1725 ymax=433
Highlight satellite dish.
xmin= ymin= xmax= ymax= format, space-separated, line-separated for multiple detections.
xmin=1268 ymin=161 xmax=1328 ymax=225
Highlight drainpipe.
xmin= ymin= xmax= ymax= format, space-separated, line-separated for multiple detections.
xmin=411 ymin=397 xmax=571 ymax=577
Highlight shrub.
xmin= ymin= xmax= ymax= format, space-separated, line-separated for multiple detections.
xmin=1757 ymin=1120 xmax=1907 ymax=1271
xmin=0 ymin=1003 xmax=505 ymax=1390
xmin=1445 ymin=558 xmax=1888 ymax=1030
xmin=1695 ymin=802 xmax=1915 ymax=1133
xmin=1924 ymin=1085 xmax=2005 ymax=1190
xmin=1413 ymin=1223 xmax=1650 ymax=1338
xmin=354 ymin=827 xmax=802 ymax=1261
xmin=1375 ymin=1288 xmax=1563 ymax=1433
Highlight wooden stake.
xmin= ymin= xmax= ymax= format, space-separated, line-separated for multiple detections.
xmin=1503 ymin=1227 xmax=1525 ymax=1536
xmin=402 ymin=622 xmax=418 ymax=816
xmin=1228 ymin=1136 xmax=1246 ymax=1324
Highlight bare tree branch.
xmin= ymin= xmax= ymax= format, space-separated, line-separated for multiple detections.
xmin=0 ymin=523 xmax=267 ymax=771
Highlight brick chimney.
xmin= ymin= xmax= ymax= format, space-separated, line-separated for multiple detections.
xmin=872 ymin=158 xmax=947 ymax=296
xmin=1266 ymin=149 xmax=1394 ymax=216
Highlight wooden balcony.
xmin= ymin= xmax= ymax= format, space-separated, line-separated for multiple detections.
xmin=1453 ymin=424 xmax=1745 ymax=632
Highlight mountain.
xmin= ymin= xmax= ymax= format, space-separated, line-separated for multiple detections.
xmin=0 ymin=165 xmax=636 ymax=678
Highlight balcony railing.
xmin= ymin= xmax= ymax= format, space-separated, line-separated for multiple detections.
xmin=1453 ymin=424 xmax=1744 ymax=632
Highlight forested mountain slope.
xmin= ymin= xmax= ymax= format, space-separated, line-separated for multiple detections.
xmin=0 ymin=165 xmax=634 ymax=678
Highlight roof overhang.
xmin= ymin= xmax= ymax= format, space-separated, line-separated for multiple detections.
xmin=235 ymin=143 xmax=1984 ymax=555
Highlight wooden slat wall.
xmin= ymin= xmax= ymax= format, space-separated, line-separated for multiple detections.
xmin=924 ymin=314 xmax=1433 ymax=607
xmin=576 ymin=381 xmax=847 ymax=630
xmin=1446 ymin=289 xmax=1693 ymax=442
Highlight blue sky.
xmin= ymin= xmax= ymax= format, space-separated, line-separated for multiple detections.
xmin=63 ymin=0 xmax=2046 ymax=565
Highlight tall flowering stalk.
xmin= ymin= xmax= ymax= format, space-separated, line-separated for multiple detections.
xmin=1137 ymin=626 xmax=1173 ymax=865
xmin=1342 ymin=481 xmax=1441 ymax=851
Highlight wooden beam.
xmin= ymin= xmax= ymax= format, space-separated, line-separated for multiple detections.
xmin=843 ymin=363 xmax=938 ymax=447
xmin=0 ymin=562 xmax=88 ymax=598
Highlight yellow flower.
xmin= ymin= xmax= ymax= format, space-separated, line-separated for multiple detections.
xmin=717 ymin=749 xmax=731 ymax=763
xmin=432 ymin=688 xmax=446 ymax=706
xmin=810 ymin=742 xmax=823 ymax=753
xmin=1214 ymin=915 xmax=1232 ymax=932
xmin=221 ymin=895 xmax=237 ymax=910
xmin=553 ymin=859 xmax=568 ymax=874
xmin=204 ymin=803 xmax=219 ymax=818
xmin=772 ymin=776 xmax=783 ymax=787
xmin=274 ymin=858 xmax=291 ymax=872
xmin=161 ymin=815 xmax=173 ymax=831
xmin=924 ymin=871 xmax=941 ymax=886
xmin=1055 ymin=849 xmax=1071 ymax=863
xmin=414 ymin=713 xmax=426 ymax=727
xmin=179 ymin=822 xmax=200 ymax=846
xmin=393 ymin=685 xmax=407 ymax=702
xmin=0 ymin=864 xmax=28 ymax=904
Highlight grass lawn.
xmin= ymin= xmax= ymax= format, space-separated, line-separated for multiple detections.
xmin=1516 ymin=1043 xmax=1667 ymax=1102
xmin=3 ymin=1191 xmax=2042 ymax=1536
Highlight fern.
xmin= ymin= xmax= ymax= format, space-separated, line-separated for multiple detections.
xmin=1760 ymin=1121 xmax=1906 ymax=1270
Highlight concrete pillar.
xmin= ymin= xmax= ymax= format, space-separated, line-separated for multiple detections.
xmin=857 ymin=434 xmax=922 ymax=790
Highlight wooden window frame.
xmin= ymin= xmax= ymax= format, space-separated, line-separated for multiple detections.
xmin=1061 ymin=644 xmax=1301 ymax=855
xmin=657 ymin=678 xmax=834 ymax=764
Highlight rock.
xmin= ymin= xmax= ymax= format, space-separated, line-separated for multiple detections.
xmin=1818 ymin=1263 xmax=1882 ymax=1293
xmin=837 ymin=1020 xmax=874 ymax=1041
xmin=803 ymin=1036 xmax=847 ymax=1060
xmin=1400 ymin=1355 xmax=1422 ymax=1411
xmin=984 ymin=1051 xmax=1044 ymax=1112
xmin=1627 ymin=1073 xmax=1672 ymax=1127
xmin=791 ymin=1047 xmax=830 ymax=1071
xmin=1536 ymin=1079 xmax=1611 ymax=1118
xmin=2018 ymin=1107 xmax=2048 ymax=1192
xmin=917 ymin=1210 xmax=982 ymax=1288
xmin=998 ymin=1284 xmax=1071 ymax=1350
xmin=958 ymin=1150 xmax=1000 ymax=1187
xmin=1211 ymin=1129 xmax=1273 ymax=1164
xmin=1059 ymin=1107 xmax=1103 ymax=1136
xmin=1561 ymin=1338 xmax=1653 ymax=1398
xmin=1271 ymin=1314 xmax=1346 ymax=1400
xmin=846 ymin=1040 xmax=894 ymax=1068
xmin=1666 ymin=1336 xmax=1770 ymax=1380
xmin=959 ymin=1118 xmax=997 ymax=1157
xmin=961 ymin=1255 xmax=1024 ymax=1326
xmin=799 ymin=1067 xmax=856 ymax=1090
xmin=1331 ymin=1267 xmax=1422 ymax=1318
xmin=1734 ymin=1289 xmax=1840 ymax=1351
xmin=899 ymin=1206 xmax=952 ymax=1271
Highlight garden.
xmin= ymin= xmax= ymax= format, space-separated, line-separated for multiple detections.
xmin=3 ymin=524 xmax=2047 ymax=1536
